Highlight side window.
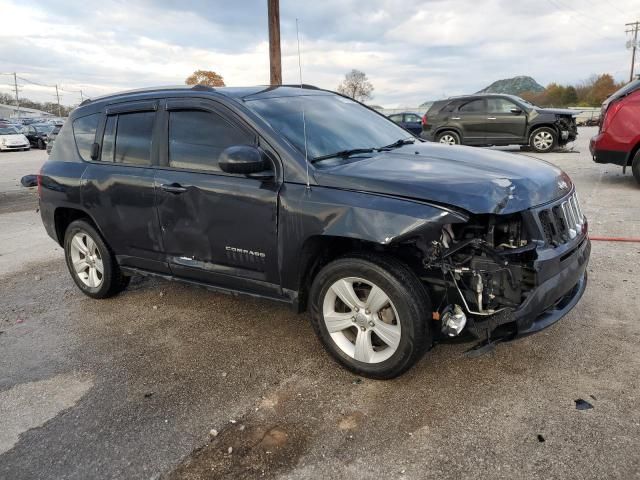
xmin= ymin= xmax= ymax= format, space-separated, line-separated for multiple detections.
xmin=487 ymin=98 xmax=517 ymax=113
xmin=404 ymin=114 xmax=421 ymax=122
xmin=168 ymin=109 xmax=253 ymax=172
xmin=72 ymin=113 xmax=100 ymax=161
xmin=459 ymin=99 xmax=485 ymax=113
xmin=388 ymin=114 xmax=402 ymax=122
xmin=100 ymin=115 xmax=117 ymax=162
xmin=114 ymin=111 xmax=155 ymax=166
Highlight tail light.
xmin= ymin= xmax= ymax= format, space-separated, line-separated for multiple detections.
xmin=600 ymin=100 xmax=623 ymax=133
xmin=421 ymin=114 xmax=427 ymax=126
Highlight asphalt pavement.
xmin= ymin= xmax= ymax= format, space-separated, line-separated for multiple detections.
xmin=0 ymin=129 xmax=639 ymax=479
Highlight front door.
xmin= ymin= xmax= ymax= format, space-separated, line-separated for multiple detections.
xmin=403 ymin=113 xmax=423 ymax=136
xmin=154 ymin=98 xmax=281 ymax=296
xmin=485 ymin=97 xmax=527 ymax=144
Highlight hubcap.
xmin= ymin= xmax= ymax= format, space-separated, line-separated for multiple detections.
xmin=70 ymin=232 xmax=104 ymax=288
xmin=439 ymin=134 xmax=457 ymax=145
xmin=533 ymin=131 xmax=553 ymax=150
xmin=322 ymin=277 xmax=401 ymax=364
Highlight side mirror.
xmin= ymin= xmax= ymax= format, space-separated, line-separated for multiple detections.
xmin=90 ymin=142 xmax=99 ymax=160
xmin=510 ymin=107 xmax=522 ymax=115
xmin=219 ymin=145 xmax=271 ymax=177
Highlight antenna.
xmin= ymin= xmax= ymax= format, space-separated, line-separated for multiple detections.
xmin=296 ymin=18 xmax=311 ymax=190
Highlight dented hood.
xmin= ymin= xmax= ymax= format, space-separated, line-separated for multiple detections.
xmin=314 ymin=143 xmax=572 ymax=215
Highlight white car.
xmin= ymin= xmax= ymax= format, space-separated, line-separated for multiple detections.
xmin=0 ymin=126 xmax=30 ymax=151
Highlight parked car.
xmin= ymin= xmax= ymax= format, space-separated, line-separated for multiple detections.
xmin=0 ymin=126 xmax=29 ymax=151
xmin=45 ymin=125 xmax=62 ymax=154
xmin=387 ymin=112 xmax=423 ymax=136
xmin=0 ymin=125 xmax=30 ymax=151
xmin=21 ymin=123 xmax=55 ymax=149
xmin=421 ymin=94 xmax=579 ymax=152
xmin=38 ymin=85 xmax=590 ymax=378
xmin=590 ymin=79 xmax=640 ymax=185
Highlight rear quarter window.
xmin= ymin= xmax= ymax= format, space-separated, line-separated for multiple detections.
xmin=72 ymin=113 xmax=100 ymax=161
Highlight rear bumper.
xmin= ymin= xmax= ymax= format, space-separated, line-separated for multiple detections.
xmin=590 ymin=133 xmax=628 ymax=166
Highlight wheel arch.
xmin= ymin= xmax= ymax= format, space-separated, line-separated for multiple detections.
xmin=527 ymin=123 xmax=559 ymax=139
xmin=434 ymin=126 xmax=463 ymax=141
xmin=53 ymin=207 xmax=103 ymax=246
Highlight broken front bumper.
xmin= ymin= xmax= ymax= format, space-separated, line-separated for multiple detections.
xmin=469 ymin=235 xmax=590 ymax=339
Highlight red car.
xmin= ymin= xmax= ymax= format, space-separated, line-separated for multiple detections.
xmin=590 ymin=79 xmax=640 ymax=185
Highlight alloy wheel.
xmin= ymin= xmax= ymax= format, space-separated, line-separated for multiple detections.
xmin=439 ymin=134 xmax=457 ymax=145
xmin=322 ymin=277 xmax=401 ymax=363
xmin=69 ymin=231 xmax=104 ymax=288
xmin=533 ymin=131 xmax=554 ymax=151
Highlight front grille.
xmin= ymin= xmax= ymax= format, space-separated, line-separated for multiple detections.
xmin=538 ymin=192 xmax=584 ymax=247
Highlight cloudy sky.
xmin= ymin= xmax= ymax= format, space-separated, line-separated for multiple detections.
xmin=0 ymin=0 xmax=637 ymax=107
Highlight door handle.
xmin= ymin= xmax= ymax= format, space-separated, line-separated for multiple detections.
xmin=487 ymin=117 xmax=497 ymax=120
xmin=160 ymin=183 xmax=188 ymax=194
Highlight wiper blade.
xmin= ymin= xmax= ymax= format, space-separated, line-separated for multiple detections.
xmin=310 ymin=148 xmax=376 ymax=163
xmin=378 ymin=138 xmax=416 ymax=151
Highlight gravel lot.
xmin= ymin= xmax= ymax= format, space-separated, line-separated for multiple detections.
xmin=0 ymin=128 xmax=639 ymax=479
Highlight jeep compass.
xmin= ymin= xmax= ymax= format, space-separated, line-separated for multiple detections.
xmin=39 ymin=85 xmax=590 ymax=378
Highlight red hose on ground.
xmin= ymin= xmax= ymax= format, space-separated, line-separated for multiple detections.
xmin=589 ymin=236 xmax=640 ymax=243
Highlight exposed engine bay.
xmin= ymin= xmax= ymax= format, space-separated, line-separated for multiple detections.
xmin=410 ymin=214 xmax=540 ymax=340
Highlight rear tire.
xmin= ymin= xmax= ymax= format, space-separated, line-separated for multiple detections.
xmin=529 ymin=127 xmax=557 ymax=153
xmin=309 ymin=254 xmax=432 ymax=379
xmin=64 ymin=219 xmax=130 ymax=299
xmin=37 ymin=139 xmax=45 ymax=150
xmin=632 ymin=150 xmax=640 ymax=186
xmin=436 ymin=130 xmax=460 ymax=145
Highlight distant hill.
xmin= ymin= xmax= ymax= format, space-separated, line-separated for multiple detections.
xmin=477 ymin=76 xmax=545 ymax=95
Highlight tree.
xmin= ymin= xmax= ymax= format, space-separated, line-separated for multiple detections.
xmin=337 ymin=69 xmax=374 ymax=102
xmin=185 ymin=70 xmax=226 ymax=87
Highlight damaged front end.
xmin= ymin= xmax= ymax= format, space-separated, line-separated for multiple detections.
xmin=412 ymin=190 xmax=590 ymax=353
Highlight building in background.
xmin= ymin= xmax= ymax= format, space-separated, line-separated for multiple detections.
xmin=0 ymin=103 xmax=54 ymax=119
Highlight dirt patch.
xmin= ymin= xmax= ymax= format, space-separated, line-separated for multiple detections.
xmin=168 ymin=422 xmax=307 ymax=480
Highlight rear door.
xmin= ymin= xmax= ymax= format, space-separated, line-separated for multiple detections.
xmin=154 ymin=98 xmax=281 ymax=296
xmin=454 ymin=98 xmax=488 ymax=144
xmin=80 ymin=101 xmax=168 ymax=273
xmin=485 ymin=97 xmax=527 ymax=144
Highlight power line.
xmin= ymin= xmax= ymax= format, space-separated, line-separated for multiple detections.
xmin=626 ymin=21 xmax=640 ymax=82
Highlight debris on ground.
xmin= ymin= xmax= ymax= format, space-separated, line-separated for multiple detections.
xmin=352 ymin=378 xmax=363 ymax=385
xmin=227 ymin=447 xmax=233 ymax=454
xmin=209 ymin=429 xmax=218 ymax=437
xmin=144 ymin=392 xmax=154 ymax=398
xmin=575 ymin=398 xmax=594 ymax=410
xmin=537 ymin=434 xmax=545 ymax=442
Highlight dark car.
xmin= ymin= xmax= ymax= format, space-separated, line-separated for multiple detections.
xmin=45 ymin=125 xmax=62 ymax=154
xmin=387 ymin=112 xmax=423 ymax=136
xmin=38 ymin=85 xmax=589 ymax=379
xmin=421 ymin=94 xmax=579 ymax=153
xmin=22 ymin=123 xmax=55 ymax=149
xmin=590 ymin=79 xmax=640 ymax=185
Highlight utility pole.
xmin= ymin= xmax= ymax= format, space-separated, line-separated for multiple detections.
xmin=268 ymin=0 xmax=282 ymax=86
xmin=55 ymin=84 xmax=61 ymax=116
xmin=13 ymin=72 xmax=20 ymax=118
xmin=626 ymin=21 xmax=640 ymax=82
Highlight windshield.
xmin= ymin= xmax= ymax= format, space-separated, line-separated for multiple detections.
xmin=34 ymin=125 xmax=54 ymax=134
xmin=0 ymin=126 xmax=18 ymax=135
xmin=245 ymin=94 xmax=413 ymax=160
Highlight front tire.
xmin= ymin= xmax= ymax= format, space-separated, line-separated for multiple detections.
xmin=64 ymin=219 xmax=129 ymax=299
xmin=37 ymin=139 xmax=45 ymax=149
xmin=632 ymin=150 xmax=640 ymax=186
xmin=529 ymin=127 xmax=557 ymax=153
xmin=309 ymin=254 xmax=432 ymax=379
xmin=436 ymin=130 xmax=460 ymax=145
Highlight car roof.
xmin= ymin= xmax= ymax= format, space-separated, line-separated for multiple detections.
xmin=79 ymin=84 xmax=331 ymax=106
